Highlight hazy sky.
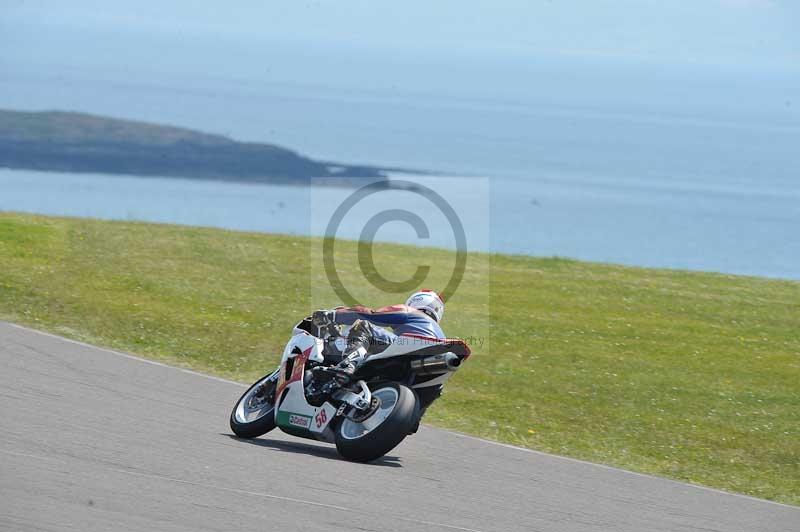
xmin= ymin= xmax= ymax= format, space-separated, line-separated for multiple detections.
xmin=2 ymin=0 xmax=798 ymax=67
xmin=2 ymin=0 xmax=798 ymax=130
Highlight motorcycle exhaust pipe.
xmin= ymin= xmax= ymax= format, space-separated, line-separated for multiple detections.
xmin=410 ymin=352 xmax=461 ymax=375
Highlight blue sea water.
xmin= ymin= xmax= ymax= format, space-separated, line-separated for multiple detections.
xmin=1 ymin=71 xmax=798 ymax=279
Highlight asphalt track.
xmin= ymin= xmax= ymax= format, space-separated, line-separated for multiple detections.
xmin=0 ymin=322 xmax=797 ymax=532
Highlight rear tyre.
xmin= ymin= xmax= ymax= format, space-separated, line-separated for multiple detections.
xmin=230 ymin=372 xmax=278 ymax=438
xmin=335 ymin=383 xmax=419 ymax=462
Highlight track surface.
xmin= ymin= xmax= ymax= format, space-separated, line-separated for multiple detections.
xmin=0 ymin=322 xmax=797 ymax=532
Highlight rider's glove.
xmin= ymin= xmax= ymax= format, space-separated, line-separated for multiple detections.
xmin=312 ymin=310 xmax=335 ymax=327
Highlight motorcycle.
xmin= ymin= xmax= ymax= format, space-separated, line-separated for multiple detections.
xmin=229 ymin=315 xmax=470 ymax=462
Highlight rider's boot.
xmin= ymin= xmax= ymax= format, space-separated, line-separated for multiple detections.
xmin=333 ymin=320 xmax=375 ymax=378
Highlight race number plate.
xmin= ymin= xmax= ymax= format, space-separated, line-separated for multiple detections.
xmin=309 ymin=403 xmax=337 ymax=433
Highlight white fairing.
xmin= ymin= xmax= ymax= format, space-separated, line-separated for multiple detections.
xmin=272 ymin=320 xmax=466 ymax=443
xmin=411 ymin=372 xmax=454 ymax=388
xmin=276 ymin=380 xmax=338 ymax=440
xmin=273 ymin=326 xmax=335 ymax=441
xmin=366 ymin=335 xmax=448 ymax=362
xmin=363 ymin=336 xmax=461 ymax=388
xmin=282 ymin=331 xmax=325 ymax=364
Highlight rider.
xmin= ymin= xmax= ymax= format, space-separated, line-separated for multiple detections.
xmin=312 ymin=289 xmax=446 ymax=377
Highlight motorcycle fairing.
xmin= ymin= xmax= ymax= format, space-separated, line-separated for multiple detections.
xmin=359 ymin=334 xmax=471 ymax=390
xmin=274 ymin=331 xmax=337 ymax=441
xmin=366 ymin=334 xmax=471 ymax=362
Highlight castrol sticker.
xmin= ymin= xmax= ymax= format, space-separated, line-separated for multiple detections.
xmin=288 ymin=414 xmax=311 ymax=428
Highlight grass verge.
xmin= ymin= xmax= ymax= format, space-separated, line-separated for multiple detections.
xmin=0 ymin=212 xmax=798 ymax=504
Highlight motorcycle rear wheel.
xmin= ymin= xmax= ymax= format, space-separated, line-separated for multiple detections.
xmin=230 ymin=372 xmax=278 ymax=439
xmin=335 ymin=383 xmax=419 ymax=462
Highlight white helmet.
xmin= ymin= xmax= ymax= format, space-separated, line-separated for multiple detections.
xmin=405 ymin=289 xmax=445 ymax=322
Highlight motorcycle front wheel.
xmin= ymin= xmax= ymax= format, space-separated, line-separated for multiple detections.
xmin=230 ymin=371 xmax=278 ymax=439
xmin=335 ymin=382 xmax=419 ymax=462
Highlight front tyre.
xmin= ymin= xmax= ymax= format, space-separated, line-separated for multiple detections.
xmin=230 ymin=371 xmax=278 ymax=438
xmin=335 ymin=383 xmax=419 ymax=462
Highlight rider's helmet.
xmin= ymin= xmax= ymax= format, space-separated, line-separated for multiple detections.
xmin=405 ymin=289 xmax=445 ymax=322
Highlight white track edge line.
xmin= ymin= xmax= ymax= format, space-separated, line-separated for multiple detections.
xmin=444 ymin=431 xmax=799 ymax=511
xmin=2 ymin=321 xmax=246 ymax=388
xmin=0 ymin=447 xmax=485 ymax=532
xmin=4 ymin=321 xmax=798 ymax=512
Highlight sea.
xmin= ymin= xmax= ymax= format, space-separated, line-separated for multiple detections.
xmin=1 ymin=68 xmax=799 ymax=280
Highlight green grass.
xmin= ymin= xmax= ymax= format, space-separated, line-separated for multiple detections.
xmin=1 ymin=212 xmax=798 ymax=505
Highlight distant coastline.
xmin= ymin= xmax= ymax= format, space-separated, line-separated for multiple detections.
xmin=0 ymin=109 xmax=423 ymax=187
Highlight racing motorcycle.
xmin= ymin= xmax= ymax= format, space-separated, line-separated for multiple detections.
xmin=229 ymin=315 xmax=470 ymax=462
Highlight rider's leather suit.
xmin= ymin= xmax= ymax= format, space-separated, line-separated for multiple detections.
xmin=332 ymin=304 xmax=445 ymax=344
xmin=331 ymin=304 xmax=447 ymax=412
